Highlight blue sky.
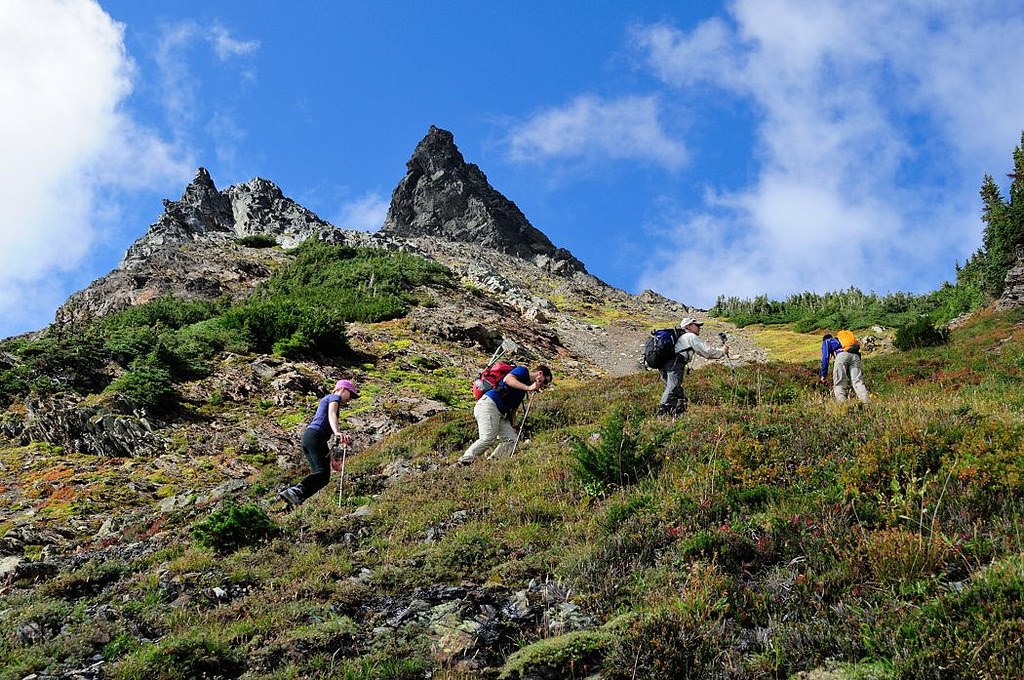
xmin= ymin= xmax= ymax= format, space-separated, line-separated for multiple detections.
xmin=3 ymin=1 xmax=1024 ymax=339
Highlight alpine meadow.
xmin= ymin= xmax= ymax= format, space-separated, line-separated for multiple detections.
xmin=2 ymin=123 xmax=1024 ymax=680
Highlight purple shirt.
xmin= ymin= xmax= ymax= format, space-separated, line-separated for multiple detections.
xmin=308 ymin=393 xmax=341 ymax=431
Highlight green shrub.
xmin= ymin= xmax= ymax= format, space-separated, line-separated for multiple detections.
xmin=427 ymin=522 xmax=501 ymax=579
xmin=236 ymin=233 xmax=278 ymax=248
xmin=251 ymin=240 xmax=451 ymax=325
xmin=571 ymin=410 xmax=659 ymax=496
xmin=108 ymin=632 xmax=243 ymax=680
xmin=106 ymin=357 xmax=179 ymax=415
xmin=103 ymin=295 xmax=226 ymax=332
xmin=894 ymin=317 xmax=950 ymax=351
xmin=191 ymin=503 xmax=280 ymax=553
xmin=104 ymin=325 xmax=159 ymax=363
xmin=224 ymin=301 xmax=349 ymax=358
xmin=602 ymin=607 xmax=728 ymax=680
xmin=3 ymin=331 xmax=109 ymax=398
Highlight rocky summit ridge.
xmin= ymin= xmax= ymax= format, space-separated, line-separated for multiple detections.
xmin=55 ymin=126 xmax=733 ymax=376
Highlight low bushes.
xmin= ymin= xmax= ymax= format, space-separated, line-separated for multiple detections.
xmin=192 ymin=503 xmax=279 ymax=553
xmin=0 ymin=241 xmax=451 ymax=408
xmin=896 ymin=554 xmax=1024 ymax=679
xmin=571 ymin=409 xmax=664 ymax=496
xmin=894 ymin=317 xmax=950 ymax=350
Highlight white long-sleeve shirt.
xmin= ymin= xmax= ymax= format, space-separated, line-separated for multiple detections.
xmin=675 ymin=332 xmax=726 ymax=361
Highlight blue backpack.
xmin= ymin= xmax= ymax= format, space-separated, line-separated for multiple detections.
xmin=643 ymin=328 xmax=682 ymax=369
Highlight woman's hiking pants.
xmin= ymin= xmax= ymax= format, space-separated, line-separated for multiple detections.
xmin=298 ymin=426 xmax=332 ymax=499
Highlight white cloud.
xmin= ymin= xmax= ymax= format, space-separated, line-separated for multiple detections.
xmin=336 ymin=192 xmax=389 ymax=232
xmin=154 ymin=21 xmax=200 ymax=129
xmin=209 ymin=24 xmax=259 ymax=60
xmin=0 ymin=0 xmax=192 ymax=337
xmin=156 ymin=21 xmax=259 ymax=135
xmin=507 ymin=94 xmax=687 ymax=170
xmin=632 ymin=1 xmax=1024 ymax=305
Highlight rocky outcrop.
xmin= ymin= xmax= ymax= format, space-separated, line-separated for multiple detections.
xmin=55 ymin=168 xmax=436 ymax=324
xmin=1 ymin=395 xmax=166 ymax=458
xmin=996 ymin=247 xmax=1024 ymax=311
xmin=120 ymin=169 xmax=339 ymax=268
xmin=55 ymin=169 xmax=351 ymax=322
xmin=381 ymin=126 xmax=589 ymax=278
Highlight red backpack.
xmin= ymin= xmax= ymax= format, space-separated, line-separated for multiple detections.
xmin=472 ymin=362 xmax=516 ymax=400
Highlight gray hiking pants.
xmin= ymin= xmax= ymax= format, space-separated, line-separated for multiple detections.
xmin=833 ymin=351 xmax=869 ymax=403
xmin=658 ymin=355 xmax=687 ymax=413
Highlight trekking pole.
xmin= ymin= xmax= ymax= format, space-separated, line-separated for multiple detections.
xmin=717 ymin=332 xmax=736 ymax=374
xmin=718 ymin=332 xmax=739 ymax=406
xmin=487 ymin=337 xmax=519 ymax=368
xmin=509 ymin=392 xmax=534 ymax=459
xmin=335 ymin=434 xmax=350 ymax=508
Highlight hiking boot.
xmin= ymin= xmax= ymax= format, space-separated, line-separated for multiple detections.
xmin=278 ymin=486 xmax=304 ymax=507
xmin=458 ymin=452 xmax=477 ymax=465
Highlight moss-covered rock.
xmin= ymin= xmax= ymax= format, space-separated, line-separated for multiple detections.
xmin=498 ymin=629 xmax=608 ymax=680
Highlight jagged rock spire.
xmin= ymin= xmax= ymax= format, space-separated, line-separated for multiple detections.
xmin=381 ymin=126 xmax=587 ymax=275
xmin=158 ymin=167 xmax=235 ymax=237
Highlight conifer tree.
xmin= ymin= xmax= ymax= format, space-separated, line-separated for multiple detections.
xmin=977 ymin=132 xmax=1024 ymax=296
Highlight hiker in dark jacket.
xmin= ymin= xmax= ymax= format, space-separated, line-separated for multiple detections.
xmin=459 ymin=365 xmax=551 ymax=465
xmin=658 ymin=317 xmax=729 ymax=416
xmin=820 ymin=333 xmax=869 ymax=403
xmin=279 ymin=379 xmax=358 ymax=507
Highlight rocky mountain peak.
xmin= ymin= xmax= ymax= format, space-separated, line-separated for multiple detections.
xmin=381 ymin=126 xmax=588 ymax=277
xmin=57 ymin=169 xmax=345 ymax=321
xmin=156 ymin=166 xmax=234 ymax=239
xmin=118 ymin=169 xmax=335 ymax=271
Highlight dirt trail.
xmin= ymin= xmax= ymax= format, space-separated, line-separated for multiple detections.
xmin=556 ymin=313 xmax=770 ymax=378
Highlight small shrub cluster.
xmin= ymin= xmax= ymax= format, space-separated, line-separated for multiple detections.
xmin=894 ymin=317 xmax=950 ymax=350
xmin=109 ymin=632 xmax=243 ymax=680
xmin=862 ymin=527 xmax=948 ymax=585
xmin=0 ymin=241 xmax=451 ymax=410
xmin=602 ymin=606 xmax=727 ymax=680
xmin=107 ymin=359 xmax=180 ymax=415
xmin=236 ymin=233 xmax=278 ymax=248
xmin=222 ymin=300 xmax=349 ymax=358
xmin=191 ymin=503 xmax=279 ymax=553
xmin=498 ymin=630 xmax=608 ymax=680
xmin=896 ymin=554 xmax=1024 ymax=679
xmin=571 ymin=409 xmax=661 ymax=496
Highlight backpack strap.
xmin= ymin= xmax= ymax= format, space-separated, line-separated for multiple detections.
xmin=673 ymin=330 xmax=695 ymax=364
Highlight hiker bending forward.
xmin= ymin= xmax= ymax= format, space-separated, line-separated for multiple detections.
xmin=279 ymin=379 xmax=359 ymax=507
xmin=658 ymin=318 xmax=729 ymax=416
xmin=460 ymin=365 xmax=552 ymax=465
xmin=820 ymin=334 xmax=869 ymax=403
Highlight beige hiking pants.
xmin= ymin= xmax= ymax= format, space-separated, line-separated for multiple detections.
xmin=463 ymin=395 xmax=517 ymax=460
xmin=833 ymin=351 xmax=870 ymax=403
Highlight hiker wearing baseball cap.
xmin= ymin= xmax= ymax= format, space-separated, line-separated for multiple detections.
xmin=279 ymin=378 xmax=359 ymax=507
xmin=657 ymin=317 xmax=730 ymax=416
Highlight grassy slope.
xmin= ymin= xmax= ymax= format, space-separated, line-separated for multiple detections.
xmin=3 ymin=310 xmax=1024 ymax=679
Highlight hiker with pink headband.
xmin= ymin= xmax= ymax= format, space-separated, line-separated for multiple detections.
xmin=279 ymin=379 xmax=359 ymax=507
